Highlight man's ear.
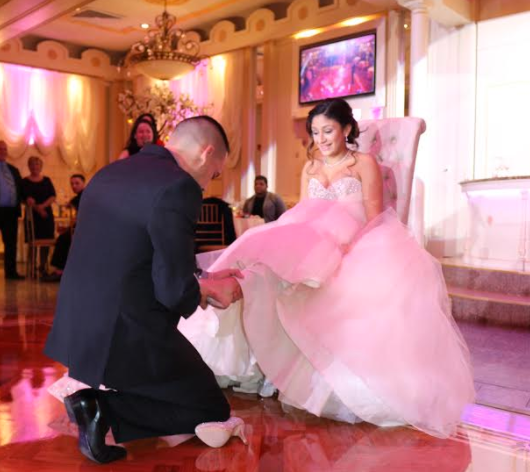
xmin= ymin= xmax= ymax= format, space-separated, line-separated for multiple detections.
xmin=198 ymin=144 xmax=214 ymax=166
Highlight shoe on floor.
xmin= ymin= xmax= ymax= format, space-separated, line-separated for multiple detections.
xmin=195 ymin=417 xmax=247 ymax=448
xmin=41 ymin=272 xmax=62 ymax=282
xmin=5 ymin=273 xmax=25 ymax=280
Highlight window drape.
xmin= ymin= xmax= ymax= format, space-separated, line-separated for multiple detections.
xmin=0 ymin=62 xmax=104 ymax=172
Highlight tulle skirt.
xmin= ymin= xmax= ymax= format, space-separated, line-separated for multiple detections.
xmin=179 ymin=198 xmax=475 ymax=438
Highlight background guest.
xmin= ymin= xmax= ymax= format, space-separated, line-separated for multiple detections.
xmin=118 ymin=118 xmax=158 ymax=159
xmin=242 ymin=175 xmax=286 ymax=223
xmin=21 ymin=156 xmax=56 ymax=276
xmin=43 ymin=174 xmax=85 ymax=282
xmin=0 ymin=140 xmax=24 ymax=280
xmin=68 ymin=173 xmax=85 ymax=212
xmin=136 ymin=113 xmax=165 ymax=146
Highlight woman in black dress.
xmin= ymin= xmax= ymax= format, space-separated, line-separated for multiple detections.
xmin=21 ymin=156 xmax=56 ymax=275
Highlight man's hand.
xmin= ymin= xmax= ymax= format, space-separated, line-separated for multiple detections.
xmin=208 ymin=268 xmax=244 ymax=280
xmin=198 ymin=277 xmax=243 ymax=310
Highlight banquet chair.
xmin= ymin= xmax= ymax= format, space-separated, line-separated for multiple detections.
xmin=356 ymin=117 xmax=426 ymax=224
xmin=195 ymin=203 xmax=228 ymax=253
xmin=24 ymin=208 xmax=55 ymax=279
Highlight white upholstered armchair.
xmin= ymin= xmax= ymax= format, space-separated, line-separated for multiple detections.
xmin=356 ymin=117 xmax=426 ymax=224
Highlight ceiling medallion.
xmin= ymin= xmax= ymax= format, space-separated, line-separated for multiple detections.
xmin=125 ymin=0 xmax=205 ymax=81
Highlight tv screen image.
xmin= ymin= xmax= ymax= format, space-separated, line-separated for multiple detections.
xmin=299 ymin=31 xmax=376 ymax=104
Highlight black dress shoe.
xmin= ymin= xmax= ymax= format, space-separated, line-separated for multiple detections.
xmin=64 ymin=388 xmax=126 ymax=464
xmin=5 ymin=273 xmax=25 ymax=280
xmin=41 ymin=272 xmax=62 ymax=283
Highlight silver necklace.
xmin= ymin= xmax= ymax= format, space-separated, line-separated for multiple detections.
xmin=324 ymin=151 xmax=349 ymax=168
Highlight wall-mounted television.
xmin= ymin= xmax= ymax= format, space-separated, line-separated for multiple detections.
xmin=299 ymin=30 xmax=376 ymax=105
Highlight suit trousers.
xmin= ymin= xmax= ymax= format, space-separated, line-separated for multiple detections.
xmin=97 ymin=371 xmax=230 ymax=443
xmin=50 ymin=230 xmax=72 ymax=270
xmin=0 ymin=207 xmax=19 ymax=276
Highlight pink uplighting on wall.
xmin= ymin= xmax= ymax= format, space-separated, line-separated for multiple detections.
xmin=0 ymin=62 xmax=100 ymax=167
xmin=30 ymin=68 xmax=56 ymax=146
xmin=1 ymin=63 xmax=57 ymax=145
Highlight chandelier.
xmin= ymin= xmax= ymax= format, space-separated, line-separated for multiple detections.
xmin=124 ymin=0 xmax=206 ymax=81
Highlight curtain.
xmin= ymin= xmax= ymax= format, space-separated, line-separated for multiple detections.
xmin=169 ymin=50 xmax=246 ymax=169
xmin=0 ymin=62 xmax=104 ymax=172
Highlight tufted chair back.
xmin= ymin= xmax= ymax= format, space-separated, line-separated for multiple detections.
xmin=356 ymin=117 xmax=426 ymax=224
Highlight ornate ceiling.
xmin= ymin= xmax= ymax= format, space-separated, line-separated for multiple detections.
xmin=0 ymin=0 xmax=298 ymax=52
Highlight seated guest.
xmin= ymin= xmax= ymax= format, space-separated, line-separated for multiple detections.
xmin=21 ymin=156 xmax=56 ymax=276
xmin=118 ymin=117 xmax=158 ymax=159
xmin=42 ymin=174 xmax=85 ymax=282
xmin=242 ymin=175 xmax=286 ymax=223
xmin=196 ymin=196 xmax=237 ymax=253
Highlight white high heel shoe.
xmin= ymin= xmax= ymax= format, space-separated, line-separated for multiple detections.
xmin=195 ymin=417 xmax=248 ymax=448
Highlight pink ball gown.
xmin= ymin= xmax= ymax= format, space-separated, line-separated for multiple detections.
xmin=179 ymin=176 xmax=475 ymax=438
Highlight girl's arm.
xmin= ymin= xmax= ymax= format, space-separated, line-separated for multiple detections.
xmin=299 ymin=160 xmax=313 ymax=201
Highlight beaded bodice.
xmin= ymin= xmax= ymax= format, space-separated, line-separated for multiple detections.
xmin=307 ymin=177 xmax=362 ymax=201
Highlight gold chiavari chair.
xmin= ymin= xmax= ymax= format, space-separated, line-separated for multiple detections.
xmin=24 ymin=208 xmax=55 ymax=279
xmin=195 ymin=203 xmax=228 ymax=253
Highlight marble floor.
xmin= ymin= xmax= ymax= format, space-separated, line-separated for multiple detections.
xmin=459 ymin=322 xmax=530 ymax=415
xmin=0 ymin=276 xmax=530 ymax=471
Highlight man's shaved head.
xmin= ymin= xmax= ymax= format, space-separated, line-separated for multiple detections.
xmin=168 ymin=116 xmax=229 ymax=156
xmin=166 ymin=116 xmax=229 ymax=189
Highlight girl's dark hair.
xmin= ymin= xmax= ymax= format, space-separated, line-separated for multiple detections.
xmin=137 ymin=113 xmax=157 ymax=127
xmin=305 ymin=98 xmax=360 ymax=161
xmin=125 ymin=118 xmax=158 ymax=156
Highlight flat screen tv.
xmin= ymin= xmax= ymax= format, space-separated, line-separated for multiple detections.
xmin=299 ymin=30 xmax=376 ymax=105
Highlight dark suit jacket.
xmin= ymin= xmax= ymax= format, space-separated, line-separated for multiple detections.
xmin=7 ymin=163 xmax=22 ymax=216
xmin=44 ymin=145 xmax=204 ymax=391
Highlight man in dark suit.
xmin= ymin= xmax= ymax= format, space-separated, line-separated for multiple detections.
xmin=44 ymin=116 xmax=243 ymax=464
xmin=42 ymin=173 xmax=86 ymax=282
xmin=0 ymin=140 xmax=24 ymax=280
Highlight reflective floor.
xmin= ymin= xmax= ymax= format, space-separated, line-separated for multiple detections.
xmin=0 ymin=277 xmax=529 ymax=471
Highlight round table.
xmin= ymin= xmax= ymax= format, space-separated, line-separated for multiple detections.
xmin=234 ymin=216 xmax=265 ymax=238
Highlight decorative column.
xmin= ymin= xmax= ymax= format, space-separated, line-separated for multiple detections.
xmin=260 ymin=41 xmax=279 ymax=192
xmin=386 ymin=10 xmax=406 ymax=118
xmin=108 ymin=80 xmax=129 ymax=163
xmin=239 ymin=47 xmax=258 ymax=199
xmin=398 ymin=0 xmax=432 ymax=244
xmin=398 ymin=0 xmax=432 ymax=119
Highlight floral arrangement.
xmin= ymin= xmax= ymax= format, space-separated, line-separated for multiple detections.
xmin=118 ymin=83 xmax=211 ymax=140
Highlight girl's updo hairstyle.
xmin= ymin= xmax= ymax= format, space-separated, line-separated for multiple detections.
xmin=305 ymin=98 xmax=360 ymax=160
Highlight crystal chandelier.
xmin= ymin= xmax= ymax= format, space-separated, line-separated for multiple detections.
xmin=124 ymin=0 xmax=205 ymax=81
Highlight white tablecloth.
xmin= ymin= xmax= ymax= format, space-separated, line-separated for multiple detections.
xmin=234 ymin=216 xmax=265 ymax=238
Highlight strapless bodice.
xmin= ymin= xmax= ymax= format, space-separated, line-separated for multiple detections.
xmin=308 ymin=177 xmax=362 ymax=201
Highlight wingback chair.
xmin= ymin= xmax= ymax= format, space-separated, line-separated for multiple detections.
xmin=356 ymin=117 xmax=426 ymax=224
